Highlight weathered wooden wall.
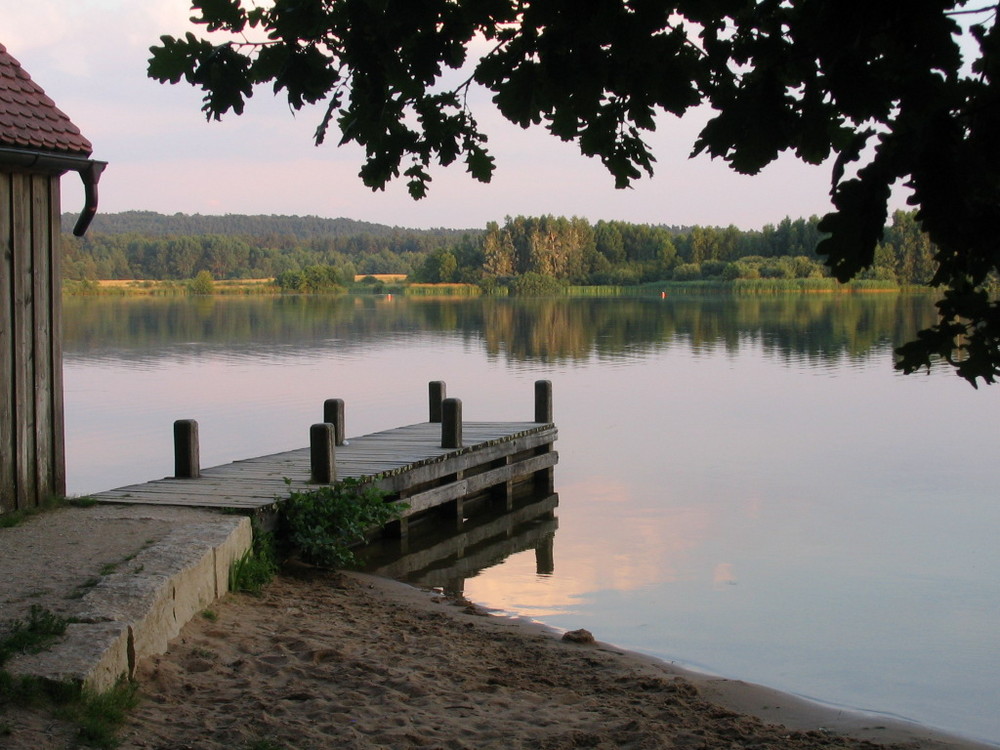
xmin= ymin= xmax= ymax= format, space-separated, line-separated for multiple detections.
xmin=0 ymin=168 xmax=65 ymax=513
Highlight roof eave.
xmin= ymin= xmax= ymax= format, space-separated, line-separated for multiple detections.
xmin=0 ymin=146 xmax=107 ymax=236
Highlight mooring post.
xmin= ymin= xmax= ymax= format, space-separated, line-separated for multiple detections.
xmin=535 ymin=379 xmax=553 ymax=423
xmin=310 ymin=423 xmax=336 ymax=483
xmin=323 ymin=398 xmax=346 ymax=446
xmin=429 ymin=380 xmax=446 ymax=423
xmin=441 ymin=397 xmax=462 ymax=448
xmin=173 ymin=419 xmax=200 ymax=479
xmin=533 ymin=380 xmax=555 ymax=491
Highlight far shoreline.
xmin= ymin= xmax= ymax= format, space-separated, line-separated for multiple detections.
xmin=60 ymin=276 xmax=917 ymax=298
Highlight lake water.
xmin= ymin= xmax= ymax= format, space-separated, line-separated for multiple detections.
xmin=62 ymin=294 xmax=1000 ymax=745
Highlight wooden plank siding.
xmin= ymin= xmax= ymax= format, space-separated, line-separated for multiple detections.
xmin=11 ymin=171 xmax=34 ymax=510
xmin=0 ymin=168 xmax=64 ymax=513
xmin=32 ymin=174 xmax=53 ymax=502
xmin=0 ymin=173 xmax=14 ymax=512
xmin=48 ymin=176 xmax=65 ymax=496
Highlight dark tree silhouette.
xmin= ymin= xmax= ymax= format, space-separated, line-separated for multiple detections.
xmin=149 ymin=1 xmax=1000 ymax=384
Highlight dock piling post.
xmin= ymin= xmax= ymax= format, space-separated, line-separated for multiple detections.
xmin=533 ymin=380 xmax=555 ymax=491
xmin=173 ymin=419 xmax=200 ymax=479
xmin=534 ymin=380 xmax=553 ymax=423
xmin=323 ymin=399 xmax=346 ymax=446
xmin=429 ymin=381 xmax=446 ymax=423
xmin=310 ymin=423 xmax=337 ymax=483
xmin=441 ymin=397 xmax=463 ymax=448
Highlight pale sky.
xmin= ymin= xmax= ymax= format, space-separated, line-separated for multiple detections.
xmin=3 ymin=1 xmax=899 ymax=231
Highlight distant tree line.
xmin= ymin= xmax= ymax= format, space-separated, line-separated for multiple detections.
xmin=416 ymin=211 xmax=935 ymax=287
xmin=61 ymin=218 xmax=476 ymax=283
xmin=62 ymin=210 xmax=937 ymax=288
xmin=62 ymin=210 xmax=476 ymax=240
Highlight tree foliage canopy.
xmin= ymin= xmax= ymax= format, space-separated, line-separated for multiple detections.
xmin=149 ymin=0 xmax=1000 ymax=384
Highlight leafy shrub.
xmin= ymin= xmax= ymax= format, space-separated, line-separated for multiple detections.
xmin=189 ymin=270 xmax=215 ymax=295
xmin=275 ymin=265 xmax=345 ymax=293
xmin=672 ymin=263 xmax=702 ymax=281
xmin=700 ymin=260 xmax=727 ymax=278
xmin=791 ymin=255 xmax=825 ymax=278
xmin=281 ymin=478 xmax=403 ymax=568
xmin=604 ymin=265 xmax=641 ymax=285
xmin=477 ymin=276 xmax=509 ymax=295
xmin=760 ymin=258 xmax=795 ymax=278
xmin=510 ymin=272 xmax=566 ymax=296
xmin=275 ymin=269 xmax=305 ymax=291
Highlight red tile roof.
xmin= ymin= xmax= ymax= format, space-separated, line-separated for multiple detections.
xmin=0 ymin=42 xmax=92 ymax=156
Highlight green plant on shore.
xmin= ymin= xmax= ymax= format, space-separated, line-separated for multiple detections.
xmin=0 ymin=511 xmax=26 ymax=529
xmin=0 ymin=671 xmax=77 ymax=708
xmin=0 ymin=607 xmax=138 ymax=748
xmin=280 ymin=477 xmax=404 ymax=569
xmin=0 ymin=499 xmax=62 ymax=529
xmin=61 ymin=680 xmax=139 ymax=749
xmin=228 ymin=530 xmax=279 ymax=595
xmin=0 ymin=672 xmax=137 ymax=748
xmin=0 ymin=606 xmax=70 ymax=665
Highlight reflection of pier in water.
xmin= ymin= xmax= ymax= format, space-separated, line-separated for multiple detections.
xmin=361 ymin=490 xmax=558 ymax=597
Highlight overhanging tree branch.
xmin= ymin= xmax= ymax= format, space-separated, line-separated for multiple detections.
xmin=149 ymin=0 xmax=1000 ymax=385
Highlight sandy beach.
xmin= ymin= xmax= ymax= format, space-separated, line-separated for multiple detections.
xmin=3 ymin=557 xmax=993 ymax=749
xmin=90 ymin=565 xmax=995 ymax=750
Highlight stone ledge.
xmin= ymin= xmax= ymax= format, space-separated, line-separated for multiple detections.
xmin=6 ymin=515 xmax=252 ymax=692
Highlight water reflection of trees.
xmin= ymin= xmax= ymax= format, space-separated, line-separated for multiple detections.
xmin=63 ymin=294 xmax=939 ymax=368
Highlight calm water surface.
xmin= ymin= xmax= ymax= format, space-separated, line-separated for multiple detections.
xmin=62 ymin=295 xmax=1000 ymax=745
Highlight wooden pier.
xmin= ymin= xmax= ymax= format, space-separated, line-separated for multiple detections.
xmin=91 ymin=381 xmax=558 ymax=536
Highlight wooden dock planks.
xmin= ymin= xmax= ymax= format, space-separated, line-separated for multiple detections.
xmin=90 ymin=421 xmax=558 ymax=514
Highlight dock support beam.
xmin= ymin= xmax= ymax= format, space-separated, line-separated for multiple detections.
xmin=173 ymin=420 xmax=200 ymax=479
xmin=310 ymin=423 xmax=336 ymax=483
xmin=323 ymin=399 xmax=346 ymax=446
xmin=441 ymin=397 xmax=462 ymax=448
xmin=535 ymin=379 xmax=552 ymax=423
xmin=429 ymin=381 xmax=446 ymax=423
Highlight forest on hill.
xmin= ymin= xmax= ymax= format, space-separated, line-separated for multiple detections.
xmin=61 ymin=210 xmax=477 ymax=240
xmin=61 ymin=210 xmax=935 ymax=290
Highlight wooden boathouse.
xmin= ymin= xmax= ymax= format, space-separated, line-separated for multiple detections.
xmin=0 ymin=42 xmax=105 ymax=513
xmin=91 ymin=381 xmax=559 ymax=536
